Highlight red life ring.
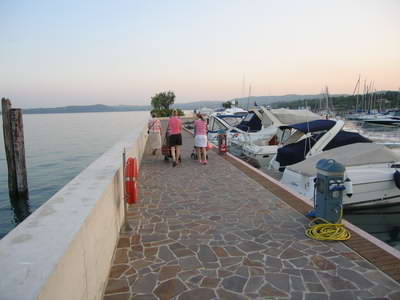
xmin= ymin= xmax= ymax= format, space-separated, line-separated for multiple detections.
xmin=125 ymin=157 xmax=138 ymax=204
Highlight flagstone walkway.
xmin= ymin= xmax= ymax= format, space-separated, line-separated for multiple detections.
xmin=103 ymin=130 xmax=400 ymax=300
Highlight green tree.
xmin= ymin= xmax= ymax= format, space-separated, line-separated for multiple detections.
xmin=151 ymin=91 xmax=175 ymax=110
xmin=222 ymin=101 xmax=232 ymax=109
xmin=150 ymin=91 xmax=184 ymax=117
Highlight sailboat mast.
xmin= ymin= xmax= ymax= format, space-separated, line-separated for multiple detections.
xmin=246 ymin=84 xmax=252 ymax=110
xmin=325 ymin=86 xmax=330 ymax=112
xmin=353 ymin=74 xmax=361 ymax=112
xmin=362 ymin=79 xmax=367 ymax=112
xmin=367 ymin=81 xmax=373 ymax=112
xmin=319 ymin=89 xmax=323 ymax=111
xmin=241 ymin=74 xmax=246 ymax=98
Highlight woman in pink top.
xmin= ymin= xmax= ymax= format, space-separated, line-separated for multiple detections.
xmin=194 ymin=113 xmax=208 ymax=164
xmin=167 ymin=110 xmax=182 ymax=167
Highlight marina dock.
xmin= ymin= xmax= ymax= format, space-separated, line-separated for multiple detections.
xmin=103 ymin=128 xmax=400 ymax=299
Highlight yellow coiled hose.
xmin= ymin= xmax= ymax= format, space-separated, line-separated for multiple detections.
xmin=305 ymin=214 xmax=351 ymax=241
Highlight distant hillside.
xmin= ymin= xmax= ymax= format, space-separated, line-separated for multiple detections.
xmin=23 ymin=104 xmax=151 ymax=114
xmin=230 ymin=94 xmax=333 ymax=108
xmin=172 ymin=101 xmax=223 ymax=110
xmin=21 ymin=94 xmax=352 ymax=114
xmin=172 ymin=94 xmax=344 ymax=110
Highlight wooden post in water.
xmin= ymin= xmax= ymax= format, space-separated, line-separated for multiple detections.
xmin=2 ymin=98 xmax=29 ymax=199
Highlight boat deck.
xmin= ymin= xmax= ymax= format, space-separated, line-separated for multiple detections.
xmin=103 ymin=128 xmax=400 ymax=300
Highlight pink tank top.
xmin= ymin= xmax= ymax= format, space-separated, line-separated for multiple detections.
xmin=194 ymin=119 xmax=207 ymax=135
xmin=168 ymin=117 xmax=182 ymax=135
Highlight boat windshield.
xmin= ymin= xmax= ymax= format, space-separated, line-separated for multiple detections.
xmin=218 ymin=115 xmax=244 ymax=127
xmin=208 ymin=118 xmax=228 ymax=133
xmin=236 ymin=112 xmax=262 ymax=132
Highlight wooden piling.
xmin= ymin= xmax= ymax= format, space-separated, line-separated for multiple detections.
xmin=11 ymin=109 xmax=28 ymax=197
xmin=2 ymin=98 xmax=28 ymax=198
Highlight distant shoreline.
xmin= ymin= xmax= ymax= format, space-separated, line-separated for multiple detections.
xmin=23 ymin=109 xmax=150 ymax=114
xmin=18 ymin=93 xmax=350 ymax=115
xmin=22 ymin=104 xmax=151 ymax=115
xmin=18 ymin=91 xmax=397 ymax=115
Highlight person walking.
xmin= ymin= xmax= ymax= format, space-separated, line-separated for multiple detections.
xmin=148 ymin=113 xmax=162 ymax=155
xmin=194 ymin=113 xmax=208 ymax=164
xmin=167 ymin=110 xmax=182 ymax=167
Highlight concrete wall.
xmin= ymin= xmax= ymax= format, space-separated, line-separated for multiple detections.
xmin=0 ymin=123 xmax=148 ymax=300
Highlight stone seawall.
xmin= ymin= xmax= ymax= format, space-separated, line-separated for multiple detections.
xmin=0 ymin=121 xmax=148 ymax=300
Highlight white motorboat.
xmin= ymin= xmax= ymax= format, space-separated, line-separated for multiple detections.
xmin=280 ymin=143 xmax=400 ymax=208
xmin=346 ymin=111 xmax=383 ymax=121
xmin=363 ymin=110 xmax=400 ymax=127
xmin=269 ymin=119 xmax=372 ymax=170
xmin=225 ymin=108 xmax=320 ymax=167
xmin=212 ymin=107 xmax=248 ymax=117
xmin=197 ymin=107 xmax=216 ymax=116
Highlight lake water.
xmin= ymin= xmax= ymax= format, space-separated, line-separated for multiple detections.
xmin=0 ymin=111 xmax=150 ymax=238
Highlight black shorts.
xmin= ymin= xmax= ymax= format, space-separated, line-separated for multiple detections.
xmin=168 ymin=134 xmax=182 ymax=147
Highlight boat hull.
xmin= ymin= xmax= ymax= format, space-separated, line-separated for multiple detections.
xmin=281 ymin=166 xmax=400 ymax=209
xmin=364 ymin=119 xmax=400 ymax=127
xmin=241 ymin=145 xmax=278 ymax=169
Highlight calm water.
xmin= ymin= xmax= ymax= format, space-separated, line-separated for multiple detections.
xmin=0 ymin=111 xmax=150 ymax=238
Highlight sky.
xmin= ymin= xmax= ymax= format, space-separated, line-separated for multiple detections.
xmin=1 ymin=0 xmax=399 ymax=108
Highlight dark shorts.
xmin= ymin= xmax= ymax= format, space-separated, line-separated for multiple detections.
xmin=168 ymin=134 xmax=182 ymax=147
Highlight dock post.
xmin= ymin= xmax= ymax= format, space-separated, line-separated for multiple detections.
xmin=2 ymin=98 xmax=29 ymax=199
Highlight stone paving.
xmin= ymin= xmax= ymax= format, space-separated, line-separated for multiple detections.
xmin=103 ymin=130 xmax=400 ymax=300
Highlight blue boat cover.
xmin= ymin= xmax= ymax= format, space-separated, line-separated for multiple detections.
xmin=236 ymin=112 xmax=262 ymax=132
xmin=280 ymin=120 xmax=336 ymax=133
xmin=276 ymin=131 xmax=371 ymax=167
xmin=394 ymin=170 xmax=400 ymax=189
xmin=324 ymin=131 xmax=371 ymax=151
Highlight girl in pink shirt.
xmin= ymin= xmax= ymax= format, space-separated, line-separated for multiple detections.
xmin=194 ymin=113 xmax=208 ymax=164
xmin=167 ymin=110 xmax=182 ymax=167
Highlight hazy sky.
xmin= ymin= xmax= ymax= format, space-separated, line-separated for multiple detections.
xmin=1 ymin=0 xmax=399 ymax=108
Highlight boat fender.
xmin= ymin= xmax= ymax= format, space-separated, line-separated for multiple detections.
xmin=394 ymin=170 xmax=400 ymax=189
xmin=125 ymin=157 xmax=139 ymax=204
xmin=344 ymin=177 xmax=353 ymax=197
